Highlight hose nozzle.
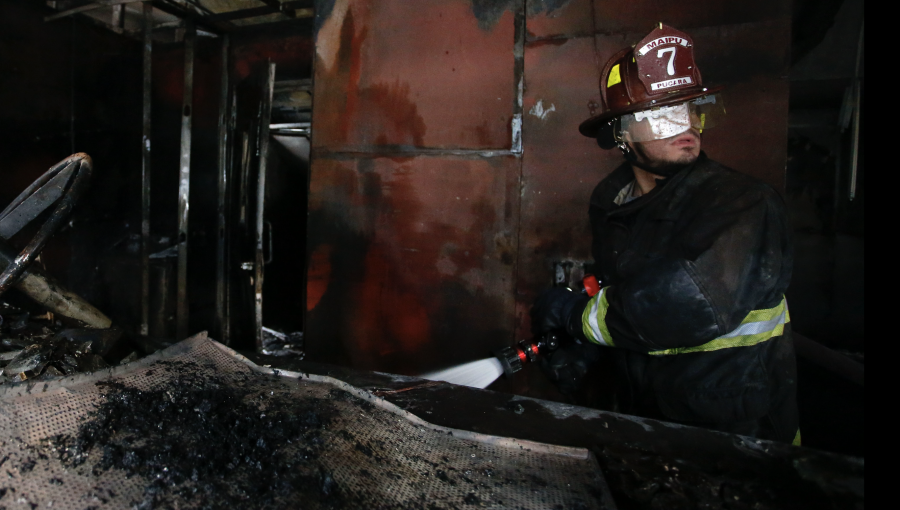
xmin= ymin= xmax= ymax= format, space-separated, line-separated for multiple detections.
xmin=494 ymin=333 xmax=563 ymax=378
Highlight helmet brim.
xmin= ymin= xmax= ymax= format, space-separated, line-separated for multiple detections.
xmin=579 ymin=85 xmax=725 ymax=140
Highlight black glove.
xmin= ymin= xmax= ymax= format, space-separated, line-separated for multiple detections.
xmin=539 ymin=342 xmax=603 ymax=396
xmin=531 ymin=287 xmax=590 ymax=341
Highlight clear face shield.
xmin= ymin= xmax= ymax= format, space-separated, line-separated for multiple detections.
xmin=615 ymin=94 xmax=725 ymax=144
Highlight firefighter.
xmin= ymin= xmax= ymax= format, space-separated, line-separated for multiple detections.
xmin=532 ymin=24 xmax=799 ymax=444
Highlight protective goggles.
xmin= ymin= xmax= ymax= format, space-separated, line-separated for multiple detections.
xmin=615 ymin=94 xmax=725 ymax=143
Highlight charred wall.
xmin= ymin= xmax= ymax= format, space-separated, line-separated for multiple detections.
xmin=306 ymin=0 xmax=793 ymax=400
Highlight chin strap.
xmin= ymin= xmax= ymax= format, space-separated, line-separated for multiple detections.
xmin=618 ymin=142 xmax=655 ymax=173
xmin=617 ymin=141 xmax=690 ymax=178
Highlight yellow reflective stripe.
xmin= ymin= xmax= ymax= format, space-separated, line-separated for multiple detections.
xmin=582 ymin=288 xmax=615 ymax=347
xmin=607 ymin=64 xmax=622 ymax=88
xmin=648 ymin=298 xmax=790 ymax=356
xmin=741 ymin=299 xmax=787 ymax=324
xmin=793 ymin=429 xmax=802 ymax=447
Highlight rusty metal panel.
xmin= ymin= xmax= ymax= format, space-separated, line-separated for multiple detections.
xmin=515 ymin=36 xmax=610 ymax=344
xmin=312 ymin=0 xmax=517 ymax=151
xmin=305 ymin=155 xmax=519 ymax=374
xmin=592 ymin=0 xmax=791 ymax=34
xmin=526 ymin=0 xmax=594 ymax=41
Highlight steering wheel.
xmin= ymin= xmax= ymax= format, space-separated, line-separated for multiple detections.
xmin=0 ymin=153 xmax=92 ymax=296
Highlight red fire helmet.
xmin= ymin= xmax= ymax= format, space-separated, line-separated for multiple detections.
xmin=580 ymin=24 xmax=725 ymax=147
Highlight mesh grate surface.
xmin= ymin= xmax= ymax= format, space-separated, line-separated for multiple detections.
xmin=0 ymin=335 xmax=615 ymax=509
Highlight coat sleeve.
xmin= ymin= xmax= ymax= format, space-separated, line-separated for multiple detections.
xmin=581 ymin=182 xmax=792 ymax=353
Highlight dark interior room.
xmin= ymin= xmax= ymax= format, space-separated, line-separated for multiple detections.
xmin=0 ymin=0 xmax=864 ymax=508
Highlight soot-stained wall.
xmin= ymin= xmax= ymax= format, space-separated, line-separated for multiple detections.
xmin=307 ymin=0 xmax=793 ymax=399
xmin=0 ymin=1 xmax=143 ymax=325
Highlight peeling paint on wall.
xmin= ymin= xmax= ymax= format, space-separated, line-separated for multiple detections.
xmin=315 ymin=0 xmax=338 ymax=32
xmin=306 ymin=156 xmax=519 ymax=374
xmin=313 ymin=0 xmax=516 ymax=150
xmin=526 ymin=0 xmax=574 ymax=17
xmin=529 ymin=100 xmax=557 ymax=120
xmin=315 ymin=0 xmax=350 ymax=72
xmin=470 ymin=0 xmax=519 ymax=30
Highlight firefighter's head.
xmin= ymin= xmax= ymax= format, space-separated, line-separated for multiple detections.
xmin=579 ymin=24 xmax=725 ymax=173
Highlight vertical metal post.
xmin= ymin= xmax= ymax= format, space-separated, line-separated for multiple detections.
xmin=849 ymin=21 xmax=864 ymax=201
xmin=511 ymin=1 xmax=525 ymax=155
xmin=225 ymin=91 xmax=237 ymax=344
xmin=255 ymin=62 xmax=276 ymax=350
xmin=140 ymin=1 xmax=153 ymax=337
xmin=239 ymin=131 xmax=252 ymax=229
xmin=70 ymin=20 xmax=76 ymax=154
xmin=176 ymin=20 xmax=195 ymax=340
xmin=112 ymin=4 xmax=125 ymax=29
xmin=150 ymin=263 xmax=170 ymax=337
xmin=216 ymin=35 xmax=231 ymax=343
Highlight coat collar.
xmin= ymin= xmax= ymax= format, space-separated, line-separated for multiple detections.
xmin=591 ymin=152 xmax=710 ymax=219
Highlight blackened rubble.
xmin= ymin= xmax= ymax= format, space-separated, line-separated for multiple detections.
xmin=45 ymin=361 xmax=346 ymax=510
xmin=0 ymin=301 xmax=124 ymax=382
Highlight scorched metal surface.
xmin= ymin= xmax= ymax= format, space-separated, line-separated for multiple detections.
xmin=0 ymin=334 xmax=616 ymax=509
xmin=307 ymin=0 xmax=794 ymax=402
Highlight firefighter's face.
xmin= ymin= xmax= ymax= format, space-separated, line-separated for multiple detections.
xmin=629 ymin=128 xmax=701 ymax=167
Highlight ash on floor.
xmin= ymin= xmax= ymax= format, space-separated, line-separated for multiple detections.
xmin=0 ymin=336 xmax=614 ymax=510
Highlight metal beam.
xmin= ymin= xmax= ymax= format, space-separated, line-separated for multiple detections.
xmin=216 ymin=35 xmax=231 ymax=344
xmin=204 ymin=0 xmax=313 ymax=23
xmin=150 ymin=0 xmax=233 ymax=33
xmin=255 ymin=62 xmax=276 ymax=351
xmin=44 ymin=0 xmax=143 ymax=22
xmin=140 ymin=2 xmax=153 ymax=337
xmin=259 ymin=0 xmax=294 ymax=18
xmin=206 ymin=5 xmax=276 ymax=22
xmin=282 ymin=0 xmax=315 ymax=9
xmin=176 ymin=20 xmax=195 ymax=340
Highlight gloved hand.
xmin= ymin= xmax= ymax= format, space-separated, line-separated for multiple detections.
xmin=540 ymin=341 xmax=602 ymax=396
xmin=531 ymin=287 xmax=590 ymax=341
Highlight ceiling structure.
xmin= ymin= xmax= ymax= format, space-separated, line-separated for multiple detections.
xmin=42 ymin=0 xmax=314 ymax=39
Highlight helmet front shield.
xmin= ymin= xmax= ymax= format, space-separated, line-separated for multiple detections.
xmin=616 ymin=94 xmax=726 ymax=144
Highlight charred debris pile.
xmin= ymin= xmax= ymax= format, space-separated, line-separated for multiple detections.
xmin=45 ymin=361 xmax=344 ymax=509
xmin=0 ymin=301 xmax=125 ymax=382
xmin=0 ymin=301 xmax=305 ymax=383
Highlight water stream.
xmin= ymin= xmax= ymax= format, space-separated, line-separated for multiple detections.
xmin=419 ymin=357 xmax=505 ymax=389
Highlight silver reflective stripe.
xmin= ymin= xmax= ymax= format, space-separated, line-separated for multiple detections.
xmin=719 ymin=308 xmax=788 ymax=339
xmin=588 ymin=288 xmax=611 ymax=347
xmin=647 ymin=298 xmax=790 ymax=356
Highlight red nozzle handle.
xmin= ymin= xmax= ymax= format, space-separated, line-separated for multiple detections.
xmin=583 ymin=274 xmax=600 ymax=297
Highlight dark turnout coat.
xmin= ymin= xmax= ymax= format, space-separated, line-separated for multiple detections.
xmin=588 ymin=152 xmax=798 ymax=442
